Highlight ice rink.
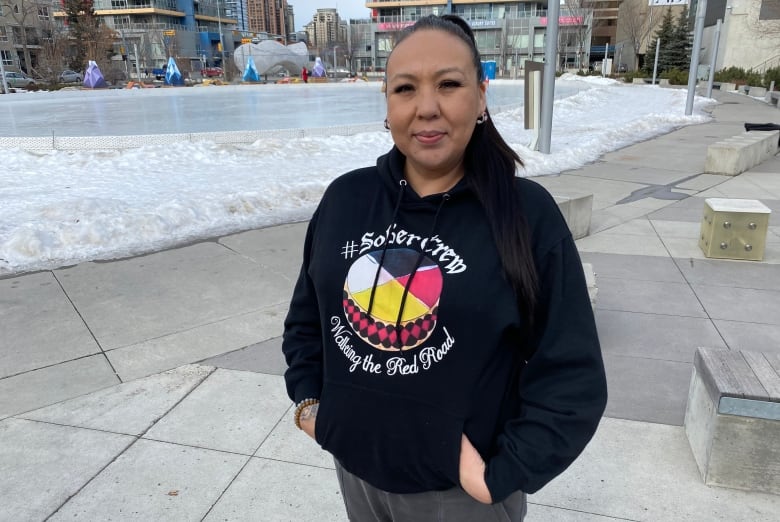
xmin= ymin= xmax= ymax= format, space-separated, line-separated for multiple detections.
xmin=0 ymin=81 xmax=586 ymax=137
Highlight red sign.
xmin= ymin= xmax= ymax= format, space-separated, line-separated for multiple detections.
xmin=377 ymin=21 xmax=415 ymax=31
xmin=539 ymin=16 xmax=584 ymax=26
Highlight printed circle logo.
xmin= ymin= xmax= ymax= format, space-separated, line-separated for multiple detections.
xmin=343 ymin=248 xmax=443 ymax=351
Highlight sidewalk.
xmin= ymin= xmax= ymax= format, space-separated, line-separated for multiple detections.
xmin=1 ymin=89 xmax=779 ymax=521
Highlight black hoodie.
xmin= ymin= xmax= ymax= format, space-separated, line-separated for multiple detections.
xmin=282 ymin=146 xmax=607 ymax=503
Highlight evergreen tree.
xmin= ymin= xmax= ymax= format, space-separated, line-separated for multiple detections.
xmin=644 ymin=8 xmax=675 ymax=74
xmin=669 ymin=7 xmax=693 ymax=70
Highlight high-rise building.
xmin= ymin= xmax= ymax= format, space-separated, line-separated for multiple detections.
xmin=247 ymin=0 xmax=289 ymax=38
xmin=228 ymin=0 xmax=251 ymax=32
xmin=304 ymin=8 xmax=340 ymax=49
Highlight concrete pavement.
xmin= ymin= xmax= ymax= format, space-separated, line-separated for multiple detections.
xmin=1 ymin=89 xmax=779 ymax=520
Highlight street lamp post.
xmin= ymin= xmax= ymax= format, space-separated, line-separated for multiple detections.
xmin=217 ymin=0 xmax=227 ymax=76
xmin=333 ymin=46 xmax=339 ymax=72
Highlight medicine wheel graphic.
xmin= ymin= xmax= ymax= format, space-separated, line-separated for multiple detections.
xmin=343 ymin=248 xmax=443 ymax=351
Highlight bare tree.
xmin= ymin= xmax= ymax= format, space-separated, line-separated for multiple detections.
xmin=618 ymin=0 xmax=660 ymax=70
xmin=562 ymin=0 xmax=593 ymax=71
xmin=36 ymin=19 xmax=71 ymax=82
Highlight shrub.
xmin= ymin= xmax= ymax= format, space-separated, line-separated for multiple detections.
xmin=660 ymin=68 xmax=688 ymax=85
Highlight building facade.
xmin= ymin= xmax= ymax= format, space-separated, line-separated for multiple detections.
xmin=0 ymin=0 xmax=58 ymax=74
xmin=246 ymin=0 xmax=289 ymax=37
xmin=706 ymin=0 xmax=780 ymax=72
xmin=350 ymin=1 xmax=594 ymax=76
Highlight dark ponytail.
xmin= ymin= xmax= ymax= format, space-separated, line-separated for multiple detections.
xmin=393 ymin=15 xmax=539 ymax=326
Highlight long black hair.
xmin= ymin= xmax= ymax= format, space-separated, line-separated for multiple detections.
xmin=389 ymin=14 xmax=539 ymax=326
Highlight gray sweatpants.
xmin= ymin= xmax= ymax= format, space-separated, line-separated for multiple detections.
xmin=335 ymin=461 xmax=527 ymax=521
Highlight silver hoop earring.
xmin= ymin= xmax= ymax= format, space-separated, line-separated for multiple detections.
xmin=384 ymin=119 xmax=390 ymax=130
xmin=476 ymin=112 xmax=488 ymax=125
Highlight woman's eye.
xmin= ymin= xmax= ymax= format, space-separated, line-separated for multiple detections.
xmin=440 ymin=80 xmax=462 ymax=89
xmin=393 ymin=84 xmax=413 ymax=93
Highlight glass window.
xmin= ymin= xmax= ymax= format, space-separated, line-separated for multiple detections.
xmin=534 ymin=32 xmax=545 ymax=48
xmin=38 ymin=6 xmax=50 ymax=20
xmin=1 ymin=50 xmax=13 ymax=66
xmin=0 ymin=27 xmax=7 ymax=42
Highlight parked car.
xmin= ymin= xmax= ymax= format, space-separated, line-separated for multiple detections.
xmin=201 ymin=66 xmax=223 ymax=78
xmin=2 ymin=71 xmax=40 ymax=89
xmin=59 ymin=69 xmax=83 ymax=83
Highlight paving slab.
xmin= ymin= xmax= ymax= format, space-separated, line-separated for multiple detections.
xmin=599 ymin=141 xmax=706 ymax=173
xmin=662 ymin=235 xmax=780 ymax=265
xmin=579 ymin=252 xmax=684 ymax=283
xmin=20 ymin=364 xmax=213 ymax=435
xmin=0 ymin=354 xmax=119 ymax=419
xmin=49 ymin=438 xmax=247 ymax=521
xmin=144 ymin=369 xmax=290 ymax=455
xmin=602 ymin=354 xmax=692 ymax=425
xmin=202 ymin=335 xmax=288 ymax=376
xmin=106 ymin=301 xmax=288 ymax=381
xmin=0 ymin=271 xmax=101 ymax=378
xmin=675 ymin=173 xmax=731 ymax=191
xmin=692 ymin=284 xmax=780 ymax=325
xmin=595 ymin=309 xmax=727 ymax=362
xmin=742 ymin=171 xmax=780 ymax=199
xmin=594 ymin=277 xmax=707 ymax=318
xmin=588 ymin=202 xmax=675 ymax=234
xmin=576 ymin=230 xmax=669 ymax=257
xmin=697 ymin=176 xmax=780 ymax=201
xmin=569 ymin=161 xmax=699 ymax=186
xmin=255 ymin=407 xmax=335 ymax=469
xmin=0 ymin=418 xmax=133 ymax=521
xmin=219 ymin=222 xmax=308 ymax=283
xmin=647 ymin=196 xmax=708 ymax=223
xmin=56 ymin=241 xmax=294 ymax=351
xmin=204 ymin=458 xmax=345 ymax=522
xmin=530 ymin=417 xmax=780 ymax=521
xmin=117 ymin=299 xmax=286 ymax=376
xmin=525 ymin=505 xmax=629 ymax=521
xmin=532 ymin=174 xmax=645 ymax=207
xmin=674 ymin=256 xmax=780 ymax=291
xmin=713 ymin=320 xmax=780 ymax=355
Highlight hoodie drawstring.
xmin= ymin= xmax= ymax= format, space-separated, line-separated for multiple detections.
xmin=393 ymin=194 xmax=449 ymax=335
xmin=367 ymin=179 xmax=407 ymax=317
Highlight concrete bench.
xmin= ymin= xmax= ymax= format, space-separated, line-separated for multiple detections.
xmin=554 ymin=192 xmax=593 ymax=240
xmin=684 ymin=347 xmax=780 ymax=495
xmin=719 ymin=82 xmax=736 ymax=91
xmin=704 ymin=130 xmax=779 ymax=176
xmin=749 ymin=86 xmax=768 ymax=97
xmin=767 ymin=91 xmax=780 ymax=107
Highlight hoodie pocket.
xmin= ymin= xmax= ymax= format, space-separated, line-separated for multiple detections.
xmin=315 ymin=381 xmax=463 ymax=494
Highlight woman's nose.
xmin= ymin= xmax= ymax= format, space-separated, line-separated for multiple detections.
xmin=416 ymin=87 xmax=440 ymax=119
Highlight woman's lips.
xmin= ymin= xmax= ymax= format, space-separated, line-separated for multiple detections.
xmin=414 ymin=131 xmax=445 ymax=145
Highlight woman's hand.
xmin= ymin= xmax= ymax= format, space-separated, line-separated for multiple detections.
xmin=459 ymin=434 xmax=492 ymax=504
xmin=299 ymin=403 xmax=318 ymax=440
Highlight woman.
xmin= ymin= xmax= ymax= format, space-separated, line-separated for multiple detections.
xmin=282 ymin=14 xmax=607 ymax=521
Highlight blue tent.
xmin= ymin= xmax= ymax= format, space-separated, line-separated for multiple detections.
xmin=83 ymin=61 xmax=108 ymax=88
xmin=165 ymin=57 xmax=183 ymax=86
xmin=242 ymin=55 xmax=259 ymax=82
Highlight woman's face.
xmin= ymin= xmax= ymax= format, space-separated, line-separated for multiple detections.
xmin=385 ymin=29 xmax=486 ymax=187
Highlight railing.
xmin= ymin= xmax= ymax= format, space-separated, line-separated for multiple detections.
xmin=94 ymin=0 xmax=180 ymax=11
xmin=753 ymin=54 xmax=780 ymax=74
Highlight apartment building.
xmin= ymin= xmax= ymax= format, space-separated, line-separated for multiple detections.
xmin=0 ymin=0 xmax=58 ymax=74
xmin=247 ymin=0 xmax=289 ymax=38
xmin=303 ymin=8 xmax=343 ymax=49
xmin=351 ymin=1 xmax=593 ymax=75
xmin=60 ymin=0 xmax=240 ymax=73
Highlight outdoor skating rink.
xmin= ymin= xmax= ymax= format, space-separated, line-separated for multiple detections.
xmin=0 ymin=80 xmax=584 ymax=138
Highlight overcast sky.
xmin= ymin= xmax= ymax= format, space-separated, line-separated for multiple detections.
xmin=290 ymin=1 xmax=374 ymax=31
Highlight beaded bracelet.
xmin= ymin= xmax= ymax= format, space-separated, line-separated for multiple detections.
xmin=294 ymin=398 xmax=320 ymax=430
